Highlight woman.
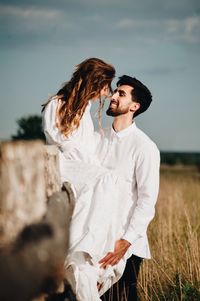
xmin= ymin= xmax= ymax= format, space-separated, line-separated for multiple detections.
xmin=42 ymin=58 xmax=132 ymax=300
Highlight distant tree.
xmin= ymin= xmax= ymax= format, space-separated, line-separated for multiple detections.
xmin=161 ymin=152 xmax=200 ymax=166
xmin=12 ymin=115 xmax=45 ymax=141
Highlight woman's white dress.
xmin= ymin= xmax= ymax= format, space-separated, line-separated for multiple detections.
xmin=42 ymin=98 xmax=133 ymax=301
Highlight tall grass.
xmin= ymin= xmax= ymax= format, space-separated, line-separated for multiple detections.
xmin=138 ymin=167 xmax=200 ymax=300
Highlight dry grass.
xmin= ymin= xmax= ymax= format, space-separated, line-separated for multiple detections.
xmin=138 ymin=167 xmax=200 ymax=301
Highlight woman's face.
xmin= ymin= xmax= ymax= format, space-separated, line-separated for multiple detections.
xmin=100 ymin=85 xmax=110 ymax=98
xmin=92 ymin=85 xmax=110 ymax=102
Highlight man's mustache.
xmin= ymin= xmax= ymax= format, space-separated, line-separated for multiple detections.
xmin=109 ymin=100 xmax=118 ymax=106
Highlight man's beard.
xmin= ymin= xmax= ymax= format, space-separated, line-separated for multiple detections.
xmin=106 ymin=106 xmax=129 ymax=117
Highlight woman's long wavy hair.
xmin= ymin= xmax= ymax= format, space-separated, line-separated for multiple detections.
xmin=42 ymin=58 xmax=115 ymax=137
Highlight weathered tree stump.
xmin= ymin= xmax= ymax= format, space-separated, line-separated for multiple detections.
xmin=0 ymin=140 xmax=76 ymax=301
xmin=0 ymin=141 xmax=61 ymax=245
xmin=44 ymin=145 xmax=61 ymax=198
xmin=0 ymin=183 xmax=75 ymax=301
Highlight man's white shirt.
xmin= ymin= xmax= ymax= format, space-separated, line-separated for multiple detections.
xmin=95 ymin=122 xmax=160 ymax=259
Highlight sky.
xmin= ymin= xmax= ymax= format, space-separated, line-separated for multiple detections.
xmin=0 ymin=0 xmax=200 ymax=151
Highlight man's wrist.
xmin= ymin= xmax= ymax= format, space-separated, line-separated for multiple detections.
xmin=122 ymin=231 xmax=141 ymax=245
xmin=120 ymin=238 xmax=131 ymax=247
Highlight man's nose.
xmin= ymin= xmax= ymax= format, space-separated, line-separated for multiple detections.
xmin=110 ymin=95 xmax=117 ymax=101
xmin=111 ymin=93 xmax=117 ymax=100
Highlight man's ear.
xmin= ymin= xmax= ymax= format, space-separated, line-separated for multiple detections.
xmin=130 ymin=102 xmax=140 ymax=113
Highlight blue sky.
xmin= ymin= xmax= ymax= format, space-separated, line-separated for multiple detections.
xmin=0 ymin=0 xmax=200 ymax=151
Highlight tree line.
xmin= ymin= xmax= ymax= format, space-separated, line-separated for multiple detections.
xmin=11 ymin=115 xmax=200 ymax=166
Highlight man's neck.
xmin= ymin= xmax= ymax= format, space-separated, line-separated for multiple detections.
xmin=112 ymin=115 xmax=133 ymax=133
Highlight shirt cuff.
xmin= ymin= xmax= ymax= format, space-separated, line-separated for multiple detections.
xmin=122 ymin=230 xmax=141 ymax=245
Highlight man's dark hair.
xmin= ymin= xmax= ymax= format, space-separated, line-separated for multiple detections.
xmin=117 ymin=75 xmax=152 ymax=117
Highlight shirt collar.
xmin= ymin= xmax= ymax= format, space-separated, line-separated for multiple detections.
xmin=111 ymin=122 xmax=137 ymax=139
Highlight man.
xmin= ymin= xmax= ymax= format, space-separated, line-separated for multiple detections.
xmin=97 ymin=75 xmax=160 ymax=301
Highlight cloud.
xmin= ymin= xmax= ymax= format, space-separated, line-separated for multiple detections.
xmin=165 ymin=16 xmax=200 ymax=44
xmin=141 ymin=66 xmax=187 ymax=76
xmin=166 ymin=16 xmax=200 ymax=34
xmin=0 ymin=4 xmax=61 ymax=20
xmin=185 ymin=16 xmax=200 ymax=33
xmin=0 ymin=1 xmax=200 ymax=51
xmin=115 ymin=15 xmax=200 ymax=45
xmin=1 ymin=0 xmax=200 ymax=19
xmin=116 ymin=19 xmax=136 ymax=29
xmin=0 ymin=3 xmax=78 ymax=48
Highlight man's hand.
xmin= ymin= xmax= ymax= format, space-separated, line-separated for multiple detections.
xmin=99 ymin=239 xmax=131 ymax=269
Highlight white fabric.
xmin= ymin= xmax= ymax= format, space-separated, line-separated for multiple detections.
xmin=96 ymin=122 xmax=160 ymax=259
xmin=43 ymin=97 xmax=98 ymax=164
xmin=42 ymin=98 xmax=134 ymax=300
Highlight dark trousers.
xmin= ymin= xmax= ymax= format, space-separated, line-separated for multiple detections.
xmin=101 ymin=255 xmax=143 ymax=301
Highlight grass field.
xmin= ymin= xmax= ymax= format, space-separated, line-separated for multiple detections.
xmin=138 ymin=167 xmax=200 ymax=301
